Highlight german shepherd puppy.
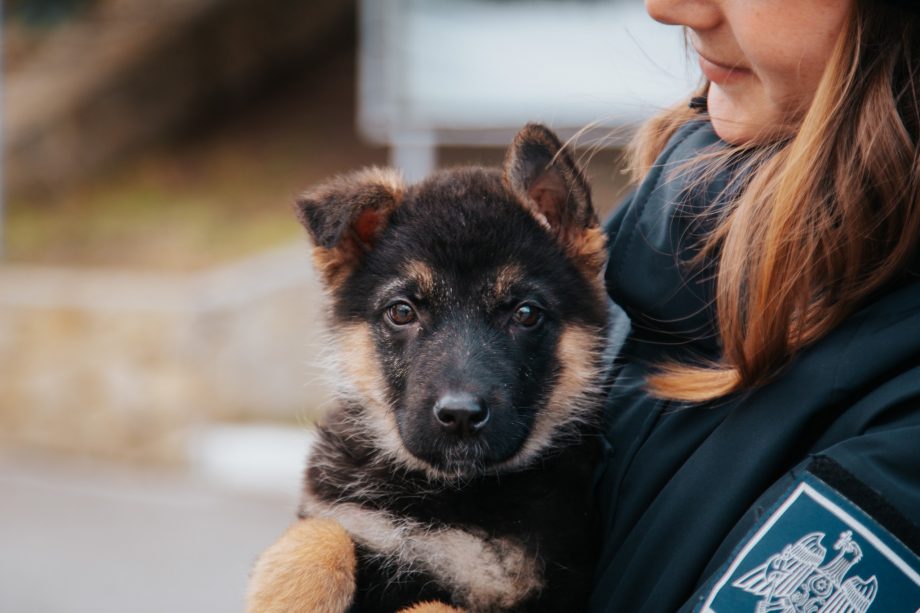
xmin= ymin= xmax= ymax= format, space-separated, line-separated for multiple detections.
xmin=248 ymin=124 xmax=609 ymax=613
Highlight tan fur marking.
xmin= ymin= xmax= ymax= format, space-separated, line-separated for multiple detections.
xmin=492 ymin=264 xmax=525 ymax=300
xmin=338 ymin=323 xmax=389 ymax=417
xmin=336 ymin=324 xmax=432 ymax=473
xmin=557 ymin=225 xmax=608 ymax=307
xmin=403 ymin=260 xmax=436 ymax=295
xmin=568 ymin=225 xmax=608 ymax=278
xmin=500 ymin=323 xmax=603 ymax=471
xmin=423 ymin=527 xmax=542 ymax=610
xmin=354 ymin=166 xmax=405 ymax=201
xmin=312 ymin=244 xmax=361 ymax=289
xmin=300 ymin=496 xmax=543 ymax=611
xmin=398 ymin=602 xmax=465 ymax=613
xmin=247 ymin=518 xmax=356 ymax=613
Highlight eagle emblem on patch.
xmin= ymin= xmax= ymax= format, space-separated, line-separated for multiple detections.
xmin=698 ymin=474 xmax=920 ymax=612
xmin=731 ymin=530 xmax=877 ymax=613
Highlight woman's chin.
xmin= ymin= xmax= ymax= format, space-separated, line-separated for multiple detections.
xmin=706 ymin=84 xmax=787 ymax=146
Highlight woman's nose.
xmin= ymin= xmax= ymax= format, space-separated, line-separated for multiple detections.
xmin=645 ymin=0 xmax=722 ymax=31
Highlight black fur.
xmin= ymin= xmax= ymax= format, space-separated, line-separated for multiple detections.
xmin=297 ymin=124 xmax=609 ymax=612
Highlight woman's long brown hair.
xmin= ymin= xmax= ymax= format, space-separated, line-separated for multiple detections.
xmin=632 ymin=1 xmax=920 ymax=402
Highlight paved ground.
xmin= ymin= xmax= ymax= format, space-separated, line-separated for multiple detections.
xmin=0 ymin=447 xmax=300 ymax=613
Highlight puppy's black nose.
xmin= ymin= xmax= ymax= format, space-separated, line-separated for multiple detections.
xmin=433 ymin=392 xmax=489 ymax=436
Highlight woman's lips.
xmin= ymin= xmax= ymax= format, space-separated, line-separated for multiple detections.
xmin=697 ymin=53 xmax=752 ymax=85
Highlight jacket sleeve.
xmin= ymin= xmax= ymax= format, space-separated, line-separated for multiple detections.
xmin=687 ymin=390 xmax=920 ymax=613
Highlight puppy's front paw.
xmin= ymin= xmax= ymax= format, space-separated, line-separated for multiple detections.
xmin=247 ymin=518 xmax=356 ymax=613
xmin=397 ymin=602 xmax=465 ymax=613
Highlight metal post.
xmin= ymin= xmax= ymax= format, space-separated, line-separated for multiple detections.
xmin=0 ymin=1 xmax=5 ymax=259
xmin=390 ymin=131 xmax=436 ymax=183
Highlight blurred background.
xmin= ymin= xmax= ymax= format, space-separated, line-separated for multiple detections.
xmin=0 ymin=0 xmax=696 ymax=610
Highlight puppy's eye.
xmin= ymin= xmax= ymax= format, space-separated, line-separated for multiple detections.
xmin=386 ymin=301 xmax=417 ymax=326
xmin=511 ymin=303 xmax=542 ymax=328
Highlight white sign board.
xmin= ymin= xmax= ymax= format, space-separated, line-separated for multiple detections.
xmin=359 ymin=0 xmax=700 ymax=178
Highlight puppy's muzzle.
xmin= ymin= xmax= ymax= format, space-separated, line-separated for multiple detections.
xmin=433 ymin=392 xmax=490 ymax=438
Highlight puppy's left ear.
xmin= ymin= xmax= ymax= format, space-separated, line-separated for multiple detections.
xmin=503 ymin=123 xmax=605 ymax=275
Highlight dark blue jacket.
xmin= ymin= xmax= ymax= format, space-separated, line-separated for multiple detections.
xmin=590 ymin=120 xmax=920 ymax=612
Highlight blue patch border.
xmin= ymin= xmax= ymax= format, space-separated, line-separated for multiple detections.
xmin=698 ymin=472 xmax=920 ymax=612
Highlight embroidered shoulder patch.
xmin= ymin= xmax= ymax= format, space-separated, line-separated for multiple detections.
xmin=699 ymin=473 xmax=920 ymax=613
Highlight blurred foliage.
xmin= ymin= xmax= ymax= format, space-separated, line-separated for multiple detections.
xmin=3 ymin=0 xmax=374 ymax=270
xmin=4 ymin=0 xmax=96 ymax=27
xmin=5 ymin=49 xmax=386 ymax=270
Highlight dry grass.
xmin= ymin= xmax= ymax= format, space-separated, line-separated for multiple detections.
xmin=8 ymin=157 xmax=302 ymax=271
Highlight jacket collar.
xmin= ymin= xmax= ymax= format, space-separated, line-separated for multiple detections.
xmin=604 ymin=120 xmax=742 ymax=360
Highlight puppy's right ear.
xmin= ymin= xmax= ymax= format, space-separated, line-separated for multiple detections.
xmin=296 ymin=167 xmax=405 ymax=286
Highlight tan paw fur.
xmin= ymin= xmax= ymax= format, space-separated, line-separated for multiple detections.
xmin=247 ymin=518 xmax=356 ymax=613
xmin=397 ymin=602 xmax=466 ymax=613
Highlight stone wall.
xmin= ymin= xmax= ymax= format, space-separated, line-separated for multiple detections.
xmin=0 ymin=243 xmax=334 ymax=463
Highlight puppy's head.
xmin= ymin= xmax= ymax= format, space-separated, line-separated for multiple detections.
xmin=298 ymin=124 xmax=608 ymax=479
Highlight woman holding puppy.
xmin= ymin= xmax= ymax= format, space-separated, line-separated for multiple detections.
xmin=593 ymin=0 xmax=920 ymax=611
